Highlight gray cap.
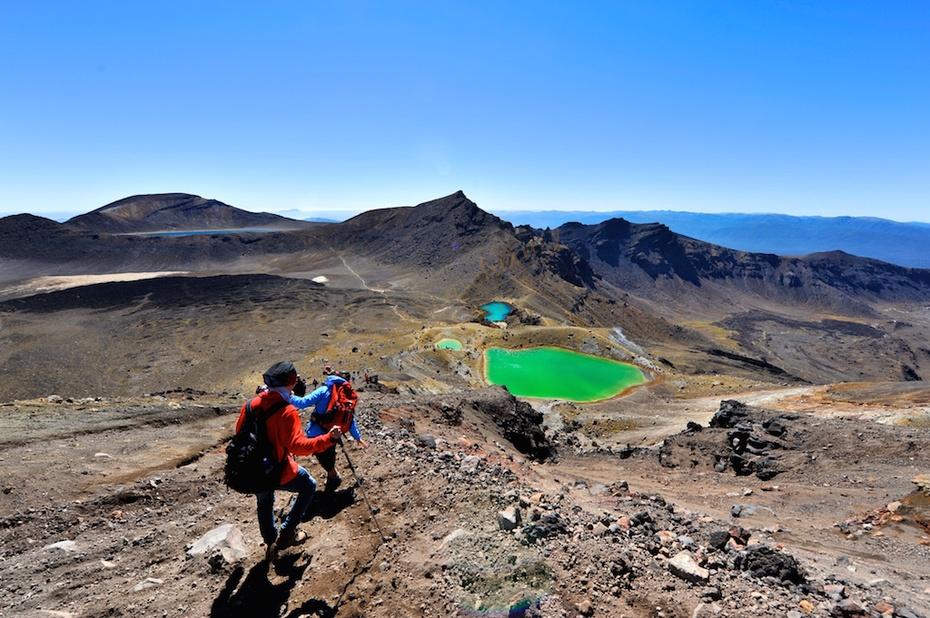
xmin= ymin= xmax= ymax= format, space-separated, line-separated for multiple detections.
xmin=263 ymin=361 xmax=297 ymax=387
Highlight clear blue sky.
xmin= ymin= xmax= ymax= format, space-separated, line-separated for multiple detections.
xmin=1 ymin=1 xmax=928 ymax=220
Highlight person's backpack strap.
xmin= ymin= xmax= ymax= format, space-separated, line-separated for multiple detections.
xmin=326 ymin=382 xmax=339 ymax=414
xmin=262 ymin=398 xmax=288 ymax=419
xmin=246 ymin=397 xmax=287 ymax=421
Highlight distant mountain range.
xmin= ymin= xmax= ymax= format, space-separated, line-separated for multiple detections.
xmin=4 ymin=190 xmax=930 ymax=382
xmin=5 ymin=191 xmax=930 ymax=311
xmin=495 ymin=210 xmax=930 ymax=268
xmin=7 ymin=200 xmax=927 ymax=268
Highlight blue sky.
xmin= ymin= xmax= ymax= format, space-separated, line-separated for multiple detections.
xmin=1 ymin=1 xmax=928 ymax=220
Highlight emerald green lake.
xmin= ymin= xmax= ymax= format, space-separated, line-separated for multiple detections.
xmin=435 ymin=338 xmax=463 ymax=351
xmin=481 ymin=301 xmax=513 ymax=322
xmin=484 ymin=346 xmax=646 ymax=402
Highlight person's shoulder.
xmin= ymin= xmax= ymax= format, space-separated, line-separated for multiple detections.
xmin=271 ymin=403 xmax=301 ymax=426
xmin=240 ymin=394 xmax=260 ymax=412
xmin=311 ymin=384 xmax=330 ymax=396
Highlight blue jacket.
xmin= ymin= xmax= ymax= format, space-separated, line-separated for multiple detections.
xmin=289 ymin=375 xmax=362 ymax=441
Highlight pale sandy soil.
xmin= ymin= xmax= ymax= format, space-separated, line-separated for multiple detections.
xmin=0 ymin=271 xmax=189 ymax=299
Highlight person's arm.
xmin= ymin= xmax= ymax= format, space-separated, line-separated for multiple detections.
xmin=289 ymin=386 xmax=327 ymax=410
xmin=283 ymin=409 xmax=339 ymax=456
xmin=348 ymin=418 xmax=362 ymax=441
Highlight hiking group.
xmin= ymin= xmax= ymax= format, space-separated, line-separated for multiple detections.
xmin=225 ymin=361 xmax=366 ymax=561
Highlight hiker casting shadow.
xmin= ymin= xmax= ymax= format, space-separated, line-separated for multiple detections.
xmin=210 ymin=554 xmax=315 ymax=618
xmin=229 ymin=361 xmax=342 ymax=562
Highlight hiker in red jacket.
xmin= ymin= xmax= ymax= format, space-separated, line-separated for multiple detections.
xmin=237 ymin=361 xmax=342 ymax=559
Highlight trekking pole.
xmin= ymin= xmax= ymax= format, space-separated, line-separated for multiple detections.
xmin=340 ymin=441 xmax=388 ymax=543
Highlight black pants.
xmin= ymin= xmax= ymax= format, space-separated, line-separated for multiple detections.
xmin=315 ymin=445 xmax=337 ymax=472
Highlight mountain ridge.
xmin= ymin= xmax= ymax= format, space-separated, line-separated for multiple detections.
xmin=66 ymin=192 xmax=304 ymax=233
xmin=496 ymin=209 xmax=930 ymax=268
xmin=552 ymin=216 xmax=930 ymax=312
xmin=4 ymin=191 xmax=930 ymax=315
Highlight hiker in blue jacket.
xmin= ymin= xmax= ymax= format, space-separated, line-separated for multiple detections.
xmin=289 ymin=373 xmax=367 ymax=491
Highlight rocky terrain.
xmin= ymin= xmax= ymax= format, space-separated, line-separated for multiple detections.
xmin=1 ymin=388 xmax=928 ymax=617
xmin=3 ymin=190 xmax=930 ymax=616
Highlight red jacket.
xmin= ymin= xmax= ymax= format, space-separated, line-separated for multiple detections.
xmin=235 ymin=390 xmax=336 ymax=485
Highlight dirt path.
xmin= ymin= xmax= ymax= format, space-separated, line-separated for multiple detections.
xmin=336 ymin=254 xmax=418 ymax=324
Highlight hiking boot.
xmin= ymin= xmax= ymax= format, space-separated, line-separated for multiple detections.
xmin=324 ymin=474 xmax=342 ymax=492
xmin=276 ymin=528 xmax=308 ymax=550
xmin=264 ymin=538 xmax=279 ymax=562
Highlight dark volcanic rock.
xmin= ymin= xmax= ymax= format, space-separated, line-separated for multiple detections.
xmin=734 ymin=546 xmax=805 ymax=585
xmin=902 ymin=364 xmax=922 ymax=381
xmin=710 ymin=400 xmax=751 ymax=428
xmin=708 ymin=530 xmax=730 ymax=550
xmin=460 ymin=388 xmax=556 ymax=461
xmin=556 ymin=218 xmax=930 ymax=304
xmin=516 ymin=237 xmax=596 ymax=288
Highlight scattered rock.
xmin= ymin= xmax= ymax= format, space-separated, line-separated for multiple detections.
xmin=575 ymin=599 xmax=594 ymax=616
xmin=735 ymin=546 xmax=805 ymax=584
xmin=832 ymin=598 xmax=865 ymax=616
xmin=187 ymin=524 xmax=248 ymax=564
xmin=131 ymin=577 xmax=164 ymax=592
xmin=415 ymin=434 xmax=437 ymax=449
xmin=912 ymin=474 xmax=930 ymax=495
xmin=708 ymin=530 xmax=730 ymax=550
xmin=43 ymin=540 xmax=77 ymax=552
xmin=668 ymin=551 xmax=709 ymax=583
xmin=460 ymin=455 xmax=482 ymax=474
xmin=497 ymin=506 xmax=522 ymax=531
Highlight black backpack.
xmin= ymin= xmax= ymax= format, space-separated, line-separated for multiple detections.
xmin=224 ymin=399 xmax=287 ymax=494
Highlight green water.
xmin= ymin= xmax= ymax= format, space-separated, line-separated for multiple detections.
xmin=481 ymin=301 xmax=513 ymax=322
xmin=484 ymin=346 xmax=645 ymax=402
xmin=435 ymin=338 xmax=464 ymax=351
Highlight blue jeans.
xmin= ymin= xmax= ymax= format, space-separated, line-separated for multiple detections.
xmin=255 ymin=466 xmax=317 ymax=545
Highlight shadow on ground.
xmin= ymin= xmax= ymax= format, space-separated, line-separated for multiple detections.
xmin=210 ymin=554 xmax=335 ymax=618
xmin=302 ymin=487 xmax=357 ymax=521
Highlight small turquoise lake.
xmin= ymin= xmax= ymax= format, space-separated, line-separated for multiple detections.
xmin=481 ymin=301 xmax=513 ymax=322
xmin=435 ymin=338 xmax=464 ymax=351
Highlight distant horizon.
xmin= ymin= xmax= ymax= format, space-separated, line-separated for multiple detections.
xmin=2 ymin=2 xmax=928 ymax=225
xmin=4 ymin=190 xmax=930 ymax=226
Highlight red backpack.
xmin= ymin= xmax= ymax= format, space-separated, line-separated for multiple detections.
xmin=311 ymin=380 xmax=358 ymax=433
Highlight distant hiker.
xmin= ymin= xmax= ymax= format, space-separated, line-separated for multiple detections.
xmin=289 ymin=372 xmax=366 ymax=492
xmin=231 ymin=361 xmax=342 ymax=560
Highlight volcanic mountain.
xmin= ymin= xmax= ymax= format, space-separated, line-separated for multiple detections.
xmin=552 ymin=217 xmax=930 ymax=316
xmin=65 ymin=193 xmax=302 ymax=233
